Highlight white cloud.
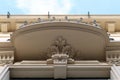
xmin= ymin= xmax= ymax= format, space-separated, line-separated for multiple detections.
xmin=16 ymin=0 xmax=72 ymax=14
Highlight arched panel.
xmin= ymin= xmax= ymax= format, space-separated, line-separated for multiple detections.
xmin=11 ymin=22 xmax=109 ymax=61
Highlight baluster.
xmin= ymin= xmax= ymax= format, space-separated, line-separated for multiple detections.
xmin=2 ymin=55 xmax=6 ymax=64
xmin=10 ymin=55 xmax=14 ymax=64
xmin=7 ymin=55 xmax=9 ymax=60
xmin=114 ymin=54 xmax=118 ymax=64
xmin=106 ymin=54 xmax=110 ymax=62
xmin=117 ymin=53 xmax=119 ymax=62
xmin=117 ymin=54 xmax=120 ymax=64
xmin=110 ymin=54 xmax=114 ymax=63
xmin=0 ymin=55 xmax=1 ymax=60
xmin=6 ymin=55 xmax=10 ymax=64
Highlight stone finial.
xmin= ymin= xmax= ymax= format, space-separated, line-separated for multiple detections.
xmin=88 ymin=11 xmax=90 ymax=18
xmin=7 ymin=12 xmax=10 ymax=18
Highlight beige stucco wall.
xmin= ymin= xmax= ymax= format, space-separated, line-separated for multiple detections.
xmin=0 ymin=15 xmax=120 ymax=32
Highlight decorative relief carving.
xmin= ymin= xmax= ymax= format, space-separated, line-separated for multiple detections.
xmin=42 ymin=36 xmax=79 ymax=64
xmin=51 ymin=54 xmax=69 ymax=64
xmin=45 ymin=36 xmax=78 ymax=58
xmin=47 ymin=53 xmax=75 ymax=64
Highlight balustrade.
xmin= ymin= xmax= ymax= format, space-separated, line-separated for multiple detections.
xmin=106 ymin=51 xmax=120 ymax=64
xmin=0 ymin=51 xmax=14 ymax=64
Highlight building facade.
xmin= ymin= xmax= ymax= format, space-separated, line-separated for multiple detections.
xmin=0 ymin=15 xmax=120 ymax=80
xmin=0 ymin=15 xmax=120 ymax=32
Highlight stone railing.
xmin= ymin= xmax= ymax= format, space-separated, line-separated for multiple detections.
xmin=106 ymin=50 xmax=120 ymax=64
xmin=0 ymin=51 xmax=14 ymax=64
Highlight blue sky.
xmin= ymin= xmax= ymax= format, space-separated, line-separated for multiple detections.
xmin=0 ymin=0 xmax=120 ymax=14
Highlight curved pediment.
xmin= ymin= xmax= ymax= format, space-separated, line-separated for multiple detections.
xmin=11 ymin=21 xmax=109 ymax=61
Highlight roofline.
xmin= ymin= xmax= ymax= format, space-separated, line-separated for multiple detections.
xmin=1 ymin=14 xmax=120 ymax=16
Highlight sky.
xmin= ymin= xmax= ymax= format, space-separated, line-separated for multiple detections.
xmin=0 ymin=0 xmax=120 ymax=15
